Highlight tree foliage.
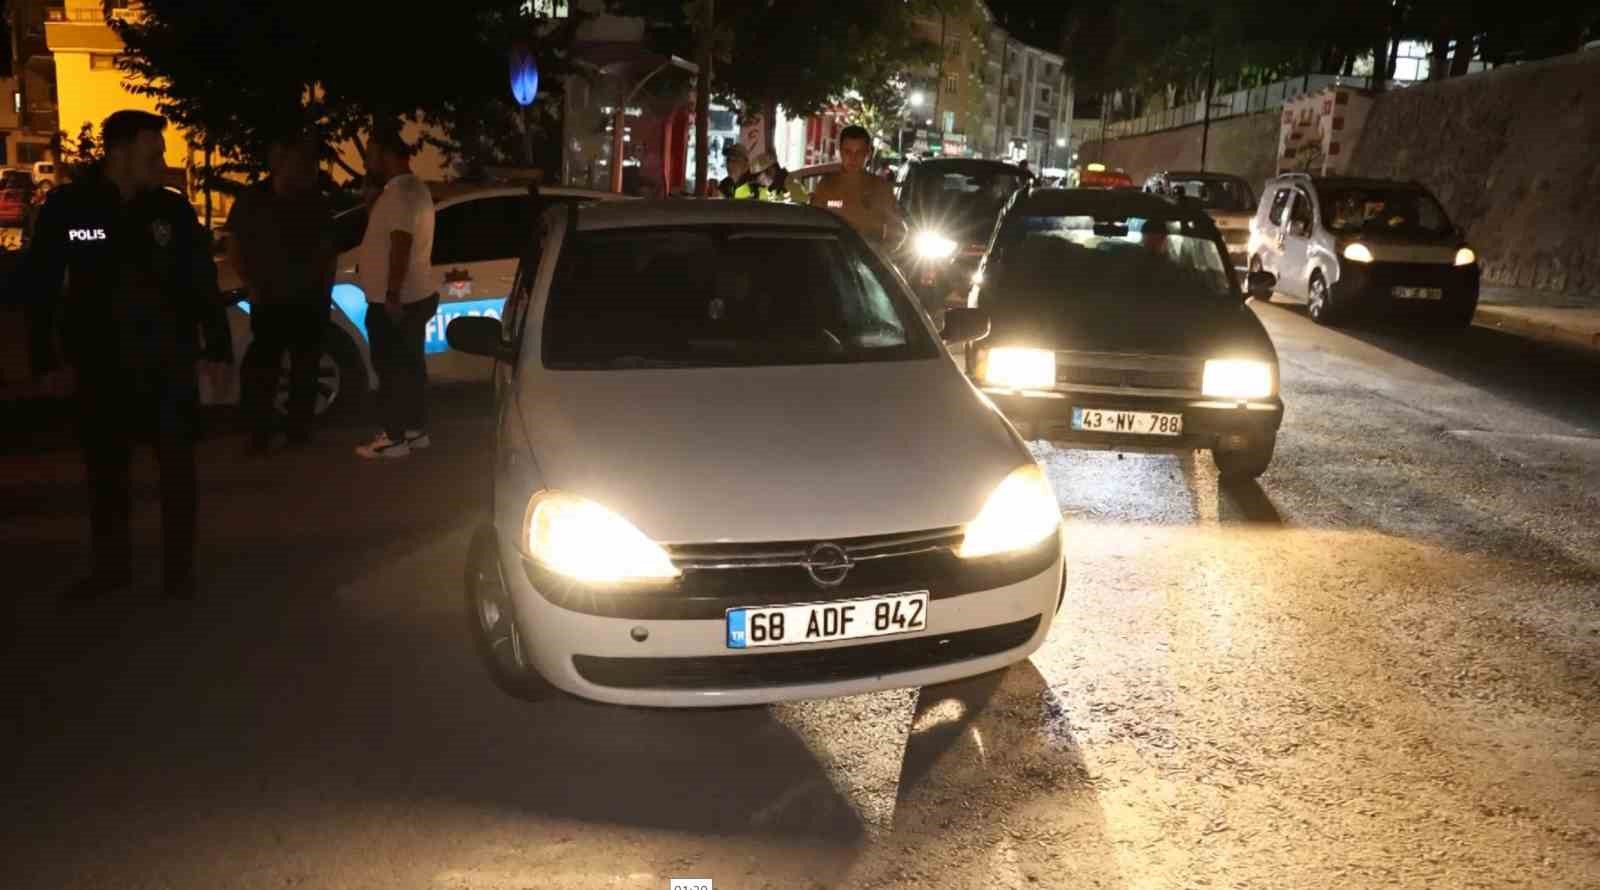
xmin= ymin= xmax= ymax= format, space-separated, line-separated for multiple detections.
xmin=110 ymin=0 xmax=583 ymax=182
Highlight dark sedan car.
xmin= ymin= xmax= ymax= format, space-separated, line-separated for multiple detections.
xmin=897 ymin=158 xmax=1029 ymax=309
xmin=959 ymin=189 xmax=1284 ymax=480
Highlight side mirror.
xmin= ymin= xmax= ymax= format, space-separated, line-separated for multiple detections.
xmin=1246 ymin=269 xmax=1277 ymax=297
xmin=941 ymin=307 xmax=991 ymax=343
xmin=447 ymin=315 xmax=514 ymax=361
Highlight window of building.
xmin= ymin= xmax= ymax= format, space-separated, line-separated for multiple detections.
xmin=90 ymin=54 xmax=121 ymax=71
xmin=1033 ymin=114 xmax=1050 ymax=131
xmin=521 ymin=0 xmax=570 ymax=15
xmin=943 ymin=111 xmax=955 ymax=133
xmin=1039 ymin=87 xmax=1052 ymax=105
xmin=945 ymin=73 xmax=959 ymax=95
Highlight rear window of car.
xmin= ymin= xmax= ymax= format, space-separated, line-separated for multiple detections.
xmin=542 ymin=225 xmax=940 ymax=370
xmin=1167 ymin=178 xmax=1255 ymax=212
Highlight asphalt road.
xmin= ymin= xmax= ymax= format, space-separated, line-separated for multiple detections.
xmin=3 ymin=296 xmax=1598 ymax=889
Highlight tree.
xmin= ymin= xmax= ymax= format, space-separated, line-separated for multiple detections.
xmin=109 ymin=0 xmax=582 ymax=183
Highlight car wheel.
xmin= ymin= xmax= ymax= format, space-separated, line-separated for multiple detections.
xmin=1441 ymin=293 xmax=1479 ymax=328
xmin=465 ymin=523 xmax=553 ymax=702
xmin=1212 ymin=435 xmax=1276 ymax=482
xmin=272 ymin=324 xmax=364 ymax=422
xmin=1306 ymin=272 xmax=1343 ymax=327
xmin=1247 ymin=256 xmax=1273 ymax=300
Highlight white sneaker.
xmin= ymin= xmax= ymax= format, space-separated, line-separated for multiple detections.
xmin=404 ymin=430 xmax=431 ymax=449
xmin=355 ymin=433 xmax=410 ymax=459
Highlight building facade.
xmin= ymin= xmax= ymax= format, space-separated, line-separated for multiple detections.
xmin=5 ymin=0 xmax=60 ymax=167
xmin=987 ymin=27 xmax=1069 ymax=168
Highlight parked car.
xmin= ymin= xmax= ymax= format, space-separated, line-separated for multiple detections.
xmin=1143 ymin=170 xmax=1256 ymax=271
xmin=1247 ymin=173 xmax=1479 ymax=326
xmin=205 ymin=183 xmax=632 ymax=417
xmin=443 ymin=198 xmax=1064 ymax=706
xmin=896 ymin=157 xmax=1029 ymax=312
xmin=32 ymin=161 xmax=57 ymax=186
xmin=964 ymin=188 xmax=1284 ymax=480
xmin=0 ymin=170 xmax=34 ymax=227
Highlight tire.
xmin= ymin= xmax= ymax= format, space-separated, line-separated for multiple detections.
xmin=465 ymin=523 xmax=552 ymax=702
xmin=1306 ymin=272 xmax=1344 ymax=327
xmin=1212 ymin=435 xmax=1276 ymax=482
xmin=272 ymin=324 xmax=364 ymax=423
xmin=1440 ymin=293 xmax=1479 ymax=329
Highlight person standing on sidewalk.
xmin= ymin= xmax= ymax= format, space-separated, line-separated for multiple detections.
xmin=354 ymin=129 xmax=436 ymax=460
xmin=18 ymin=109 xmax=232 ymax=603
xmin=227 ymin=132 xmax=336 ymax=452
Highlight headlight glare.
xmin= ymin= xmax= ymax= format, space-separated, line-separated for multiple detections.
xmin=1342 ymin=242 xmax=1374 ymax=263
xmin=1202 ymin=359 xmax=1274 ymax=400
xmin=980 ymin=347 xmax=1056 ymax=389
xmin=524 ymin=491 xmax=680 ymax=582
xmin=1454 ymin=247 xmax=1476 ymax=266
xmin=913 ymin=230 xmax=958 ymax=260
xmin=959 ymin=465 xmax=1061 ymax=559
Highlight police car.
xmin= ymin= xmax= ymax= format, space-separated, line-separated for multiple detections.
xmin=208 ymin=184 xmax=632 ymax=416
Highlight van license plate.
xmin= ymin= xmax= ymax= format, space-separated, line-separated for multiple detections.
xmin=1393 ymin=286 xmax=1443 ymax=300
xmin=726 ymin=592 xmax=929 ymax=649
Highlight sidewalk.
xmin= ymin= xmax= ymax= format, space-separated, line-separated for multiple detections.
xmin=1475 ymin=286 xmax=1600 ymax=353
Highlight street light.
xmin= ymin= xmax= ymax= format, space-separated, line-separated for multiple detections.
xmin=909 ymin=91 xmax=925 ymax=108
xmin=1055 ymin=137 xmax=1067 ymax=147
xmin=609 ymin=55 xmax=698 ymax=194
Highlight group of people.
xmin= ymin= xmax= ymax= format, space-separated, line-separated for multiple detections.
xmin=717 ymin=124 xmax=909 ymax=251
xmin=12 ymin=108 xmax=442 ymax=606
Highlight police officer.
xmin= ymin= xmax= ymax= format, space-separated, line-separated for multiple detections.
xmin=748 ymin=152 xmax=810 ymax=204
xmin=20 ymin=110 xmax=232 ymax=604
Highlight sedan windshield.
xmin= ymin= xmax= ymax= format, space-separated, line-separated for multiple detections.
xmin=542 ymin=226 xmax=940 ymax=369
xmin=1320 ymin=186 xmax=1455 ymax=236
xmin=990 ymin=215 xmax=1236 ymax=310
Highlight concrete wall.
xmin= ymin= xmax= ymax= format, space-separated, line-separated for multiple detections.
xmin=1081 ymin=110 xmax=1282 ymax=196
xmin=1347 ymin=51 xmax=1600 ymax=297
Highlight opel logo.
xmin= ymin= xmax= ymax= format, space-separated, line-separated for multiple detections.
xmin=803 ymin=542 xmax=853 ymax=588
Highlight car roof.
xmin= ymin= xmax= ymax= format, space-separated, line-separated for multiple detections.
xmin=1014 ymin=188 xmax=1218 ymax=224
xmin=1307 ymin=176 xmax=1427 ymax=189
xmin=429 ymin=183 xmax=632 ymax=207
xmin=1160 ymin=170 xmax=1247 ymax=182
xmin=574 ymin=198 xmax=846 ymax=232
xmin=908 ymin=158 xmax=1026 ymax=173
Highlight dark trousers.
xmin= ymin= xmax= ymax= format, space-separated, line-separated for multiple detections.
xmin=76 ymin=367 xmax=199 ymax=583
xmin=365 ymin=294 xmax=438 ymax=439
xmin=241 ymin=301 xmax=326 ymax=441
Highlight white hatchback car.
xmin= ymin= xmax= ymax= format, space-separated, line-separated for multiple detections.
xmin=446 ymin=199 xmax=1066 ymax=707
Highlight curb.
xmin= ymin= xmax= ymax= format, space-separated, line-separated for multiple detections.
xmin=1473 ymin=306 xmax=1600 ymax=354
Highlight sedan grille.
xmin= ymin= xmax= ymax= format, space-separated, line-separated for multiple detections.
xmin=1055 ymin=352 xmax=1204 ymax=393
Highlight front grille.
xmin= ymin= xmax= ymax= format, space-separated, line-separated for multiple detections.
xmin=525 ymin=530 xmax=1060 ymax=620
xmin=572 ymin=614 xmax=1043 ymax=690
xmin=1055 ymin=352 xmax=1204 ymax=392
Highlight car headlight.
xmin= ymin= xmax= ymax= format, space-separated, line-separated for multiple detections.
xmin=524 ymin=490 xmax=680 ymax=582
xmin=913 ymin=230 xmax=958 ymax=260
xmin=1454 ymin=246 xmax=1476 ymax=267
xmin=1342 ymin=242 xmax=1374 ymax=263
xmin=1202 ymin=359 xmax=1275 ymax=400
xmin=980 ymin=347 xmax=1056 ymax=389
xmin=959 ymin=465 xmax=1061 ymax=560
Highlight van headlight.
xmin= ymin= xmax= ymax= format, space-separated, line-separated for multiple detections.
xmin=1454 ymin=247 xmax=1476 ymax=266
xmin=959 ymin=465 xmax=1061 ymax=559
xmin=980 ymin=347 xmax=1056 ymax=389
xmin=913 ymin=230 xmax=958 ymax=260
xmin=1202 ymin=359 xmax=1274 ymax=400
xmin=524 ymin=491 xmax=680 ymax=582
xmin=1342 ymin=243 xmax=1374 ymax=263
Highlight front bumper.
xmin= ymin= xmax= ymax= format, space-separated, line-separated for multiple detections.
xmin=983 ymin=387 xmax=1284 ymax=453
xmin=498 ymin=531 xmax=1064 ymax=707
xmin=1335 ymin=261 xmax=1480 ymax=316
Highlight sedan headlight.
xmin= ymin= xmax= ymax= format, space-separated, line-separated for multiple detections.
xmin=524 ymin=491 xmax=680 ymax=582
xmin=980 ymin=347 xmax=1056 ymax=389
xmin=1342 ymin=242 xmax=1374 ymax=263
xmin=913 ymin=230 xmax=958 ymax=260
xmin=959 ymin=465 xmax=1062 ymax=560
xmin=1202 ymin=359 xmax=1274 ymax=400
xmin=1454 ymin=246 xmax=1476 ymax=267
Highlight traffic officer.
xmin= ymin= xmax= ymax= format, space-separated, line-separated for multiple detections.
xmin=19 ymin=109 xmax=232 ymax=604
xmin=748 ymin=152 xmax=810 ymax=205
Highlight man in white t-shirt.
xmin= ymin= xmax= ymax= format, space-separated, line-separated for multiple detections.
xmin=355 ymin=129 xmax=436 ymax=459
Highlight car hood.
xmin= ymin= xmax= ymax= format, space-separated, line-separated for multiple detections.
xmin=987 ymin=294 xmax=1275 ymax=359
xmin=1206 ymin=209 xmax=1253 ymax=234
xmin=516 ymin=360 xmax=1027 ymax=544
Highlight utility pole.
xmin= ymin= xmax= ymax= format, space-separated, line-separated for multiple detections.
xmin=1200 ymin=41 xmax=1216 ymax=172
xmin=694 ymin=0 xmax=713 ymax=197
xmin=934 ymin=12 xmax=947 ymax=139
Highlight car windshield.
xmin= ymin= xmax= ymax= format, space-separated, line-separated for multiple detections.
xmin=1167 ymin=177 xmax=1254 ymax=211
xmin=907 ymin=165 xmax=1023 ymax=227
xmin=990 ymin=214 xmax=1236 ymax=311
xmin=1320 ymin=186 xmax=1454 ymax=236
xmin=542 ymin=225 xmax=940 ymax=369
